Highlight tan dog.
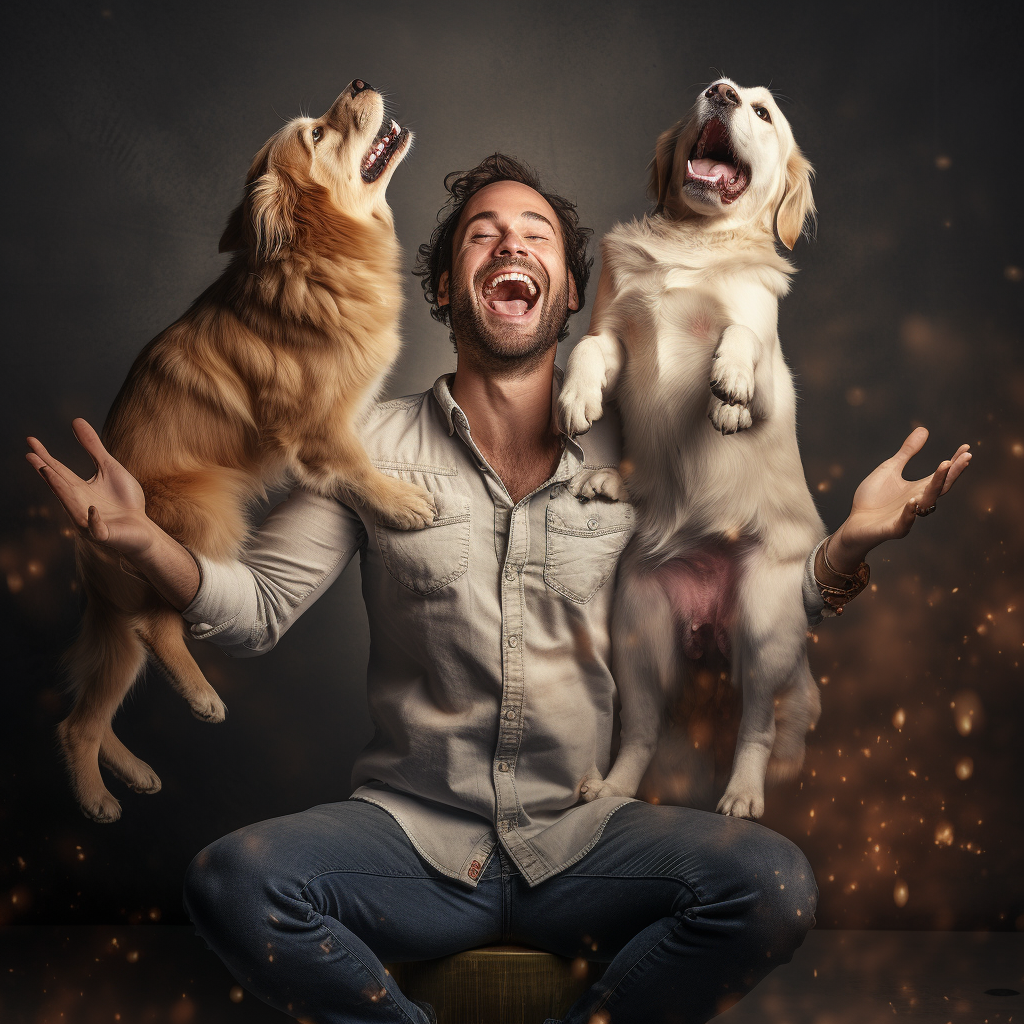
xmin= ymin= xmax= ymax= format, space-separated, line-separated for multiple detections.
xmin=54 ymin=81 xmax=434 ymax=822
xmin=560 ymin=78 xmax=822 ymax=818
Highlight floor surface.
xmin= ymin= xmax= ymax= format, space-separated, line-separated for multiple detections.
xmin=1 ymin=927 xmax=1020 ymax=1023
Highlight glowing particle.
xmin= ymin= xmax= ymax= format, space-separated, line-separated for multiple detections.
xmin=893 ymin=708 xmax=906 ymax=729
xmin=894 ymin=880 xmax=909 ymax=907
xmin=229 ymin=987 xmax=244 ymax=1003
xmin=934 ymin=823 xmax=954 ymax=846
xmin=1005 ymin=266 xmax=1023 ymax=282
xmin=126 ymin=951 xmax=139 ymax=963
xmin=935 ymin=155 xmax=952 ymax=169
xmin=845 ymin=387 xmax=865 ymax=407
xmin=955 ymin=757 xmax=974 ymax=780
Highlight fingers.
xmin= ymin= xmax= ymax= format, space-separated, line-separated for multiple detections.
xmin=917 ymin=461 xmax=949 ymax=510
xmin=940 ymin=445 xmax=972 ymax=495
xmin=892 ymin=426 xmax=929 ymax=471
xmin=71 ymin=418 xmax=109 ymax=474
xmin=25 ymin=438 xmax=85 ymax=505
xmin=87 ymin=505 xmax=110 ymax=544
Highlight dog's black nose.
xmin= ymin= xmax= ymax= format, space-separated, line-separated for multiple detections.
xmin=706 ymin=82 xmax=739 ymax=107
xmin=352 ymin=80 xmax=372 ymax=94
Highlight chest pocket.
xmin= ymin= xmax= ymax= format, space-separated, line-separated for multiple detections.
xmin=544 ymin=495 xmax=634 ymax=604
xmin=376 ymin=493 xmax=472 ymax=596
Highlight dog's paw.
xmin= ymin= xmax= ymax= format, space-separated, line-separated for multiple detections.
xmin=558 ymin=366 xmax=606 ymax=437
xmin=716 ymin=787 xmax=765 ymax=820
xmin=81 ymin=791 xmax=123 ymax=824
xmin=708 ymin=397 xmax=753 ymax=435
xmin=710 ymin=356 xmax=755 ymax=407
xmin=568 ymin=468 xmax=630 ymax=503
xmin=375 ymin=481 xmax=436 ymax=531
xmin=189 ymin=691 xmax=227 ymax=724
xmin=580 ymin=775 xmax=633 ymax=802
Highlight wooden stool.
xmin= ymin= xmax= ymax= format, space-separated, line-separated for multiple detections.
xmin=385 ymin=945 xmax=604 ymax=1024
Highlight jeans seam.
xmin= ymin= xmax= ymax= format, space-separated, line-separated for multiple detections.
xmin=312 ymin=911 xmax=424 ymax=1024
xmin=590 ymin=910 xmax=692 ymax=1015
xmin=567 ymin=872 xmax=704 ymax=905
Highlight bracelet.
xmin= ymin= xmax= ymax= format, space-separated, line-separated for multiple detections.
xmin=813 ymin=536 xmax=870 ymax=616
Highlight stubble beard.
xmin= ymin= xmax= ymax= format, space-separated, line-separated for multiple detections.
xmin=448 ymin=261 xmax=570 ymax=378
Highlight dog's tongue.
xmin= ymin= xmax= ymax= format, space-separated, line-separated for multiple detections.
xmin=691 ymin=157 xmax=737 ymax=183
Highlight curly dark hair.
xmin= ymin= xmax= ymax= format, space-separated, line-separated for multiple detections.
xmin=413 ymin=153 xmax=593 ymax=346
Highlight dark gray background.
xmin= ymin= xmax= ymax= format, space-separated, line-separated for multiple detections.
xmin=2 ymin=1 xmax=1021 ymax=931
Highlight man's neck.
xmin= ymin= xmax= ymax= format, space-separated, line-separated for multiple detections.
xmin=450 ymin=348 xmax=563 ymax=503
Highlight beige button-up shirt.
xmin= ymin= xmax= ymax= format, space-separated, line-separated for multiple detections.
xmin=184 ymin=373 xmax=825 ymax=888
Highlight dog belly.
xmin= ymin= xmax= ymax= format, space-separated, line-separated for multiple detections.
xmin=652 ymin=543 xmax=743 ymax=661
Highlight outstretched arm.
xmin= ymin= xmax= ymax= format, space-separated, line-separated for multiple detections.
xmin=26 ymin=418 xmax=201 ymax=610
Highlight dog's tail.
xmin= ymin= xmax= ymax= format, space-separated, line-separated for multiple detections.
xmin=766 ymin=658 xmax=821 ymax=784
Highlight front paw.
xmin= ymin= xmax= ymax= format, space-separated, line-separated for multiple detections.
xmin=710 ymin=356 xmax=755 ymax=407
xmin=558 ymin=363 xmax=606 ymax=436
xmin=568 ymin=468 xmax=630 ymax=502
xmin=708 ymin=397 xmax=753 ymax=434
xmin=376 ymin=481 xmax=436 ymax=531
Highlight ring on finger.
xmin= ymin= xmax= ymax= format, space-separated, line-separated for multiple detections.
xmin=913 ymin=502 xmax=937 ymax=517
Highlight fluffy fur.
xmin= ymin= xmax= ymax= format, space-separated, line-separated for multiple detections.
xmin=61 ymin=83 xmax=434 ymax=822
xmin=559 ymin=78 xmax=823 ymax=818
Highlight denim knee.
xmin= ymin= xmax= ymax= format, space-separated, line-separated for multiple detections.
xmin=741 ymin=830 xmax=817 ymax=959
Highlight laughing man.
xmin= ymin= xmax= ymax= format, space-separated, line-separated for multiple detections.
xmin=28 ymin=153 xmax=970 ymax=1024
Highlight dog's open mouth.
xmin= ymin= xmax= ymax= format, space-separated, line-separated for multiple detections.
xmin=482 ymin=269 xmax=540 ymax=316
xmin=361 ymin=117 xmax=408 ymax=183
xmin=685 ymin=118 xmax=750 ymax=204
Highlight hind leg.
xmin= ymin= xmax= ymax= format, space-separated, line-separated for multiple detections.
xmin=59 ymin=606 xmax=149 ymax=823
xmin=583 ymin=544 xmax=675 ymax=801
xmin=718 ymin=554 xmax=813 ymax=818
xmin=99 ymin=725 xmax=162 ymax=794
xmin=137 ymin=607 xmax=226 ymax=723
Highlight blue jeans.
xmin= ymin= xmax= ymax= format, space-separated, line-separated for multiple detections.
xmin=183 ymin=800 xmax=816 ymax=1024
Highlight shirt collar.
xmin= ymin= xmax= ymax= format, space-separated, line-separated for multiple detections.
xmin=430 ymin=367 xmax=587 ymax=466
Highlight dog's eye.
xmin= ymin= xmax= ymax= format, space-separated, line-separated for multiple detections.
xmin=311 ymin=127 xmax=324 ymax=144
xmin=754 ymin=106 xmax=772 ymax=123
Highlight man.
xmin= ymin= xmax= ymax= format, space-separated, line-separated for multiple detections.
xmin=27 ymin=154 xmax=970 ymax=1024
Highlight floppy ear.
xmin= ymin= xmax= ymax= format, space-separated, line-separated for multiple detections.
xmin=775 ymin=146 xmax=816 ymax=251
xmin=249 ymin=169 xmax=297 ymax=260
xmin=648 ymin=120 xmax=685 ymax=213
xmin=218 ymin=203 xmax=246 ymax=253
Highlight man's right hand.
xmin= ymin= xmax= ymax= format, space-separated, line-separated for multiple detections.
xmin=26 ymin=418 xmax=156 ymax=556
xmin=26 ymin=418 xmax=201 ymax=610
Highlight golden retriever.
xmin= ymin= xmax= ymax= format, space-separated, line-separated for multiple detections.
xmin=559 ymin=78 xmax=821 ymax=818
xmin=50 ymin=81 xmax=433 ymax=822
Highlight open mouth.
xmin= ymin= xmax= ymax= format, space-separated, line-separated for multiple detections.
xmin=481 ymin=269 xmax=540 ymax=316
xmin=685 ymin=118 xmax=750 ymax=204
xmin=361 ymin=117 xmax=408 ymax=183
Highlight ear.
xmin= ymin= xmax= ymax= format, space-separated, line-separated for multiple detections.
xmin=437 ymin=270 xmax=449 ymax=307
xmin=648 ymin=120 xmax=685 ymax=213
xmin=218 ymin=203 xmax=246 ymax=253
xmin=567 ymin=272 xmax=579 ymax=312
xmin=249 ymin=168 xmax=298 ymax=260
xmin=775 ymin=146 xmax=816 ymax=251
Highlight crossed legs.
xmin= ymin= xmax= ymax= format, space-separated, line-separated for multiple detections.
xmin=183 ymin=800 xmax=816 ymax=1024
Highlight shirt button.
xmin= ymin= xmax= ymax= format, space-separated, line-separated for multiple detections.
xmin=505 ymin=710 xmax=516 ymax=720
xmin=587 ymin=517 xmax=598 ymax=530
xmin=504 ymin=570 xmax=516 ymax=582
xmin=508 ymin=635 xmax=518 ymax=648
xmin=498 ymin=762 xmax=509 ymax=772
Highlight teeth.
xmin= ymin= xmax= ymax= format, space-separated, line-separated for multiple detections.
xmin=483 ymin=272 xmax=538 ymax=296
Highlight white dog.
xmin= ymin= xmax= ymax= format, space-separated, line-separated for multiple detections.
xmin=559 ymin=78 xmax=822 ymax=818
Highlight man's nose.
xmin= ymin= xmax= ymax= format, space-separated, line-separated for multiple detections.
xmin=496 ymin=228 xmax=528 ymax=257
xmin=705 ymin=81 xmax=740 ymax=107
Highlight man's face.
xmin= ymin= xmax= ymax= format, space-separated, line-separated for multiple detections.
xmin=438 ymin=180 xmax=578 ymax=369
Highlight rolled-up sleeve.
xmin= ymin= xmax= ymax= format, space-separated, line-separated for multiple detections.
xmin=181 ymin=489 xmax=366 ymax=657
